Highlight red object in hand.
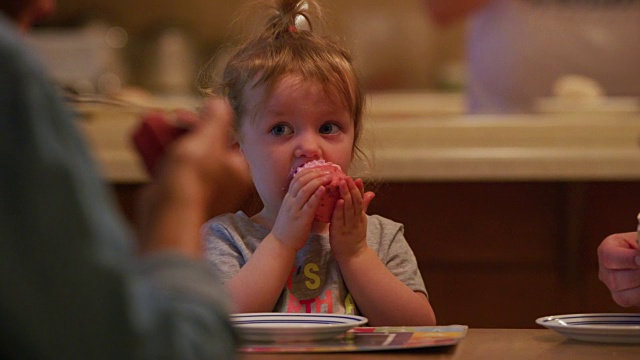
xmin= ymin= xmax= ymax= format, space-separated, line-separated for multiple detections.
xmin=295 ymin=160 xmax=346 ymax=223
xmin=132 ymin=111 xmax=189 ymax=177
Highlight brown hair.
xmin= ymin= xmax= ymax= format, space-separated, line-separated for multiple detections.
xmin=211 ymin=0 xmax=366 ymax=160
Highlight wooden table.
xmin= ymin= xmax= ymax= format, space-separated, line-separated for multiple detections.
xmin=239 ymin=328 xmax=639 ymax=360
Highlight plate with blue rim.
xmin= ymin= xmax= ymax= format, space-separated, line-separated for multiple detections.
xmin=536 ymin=313 xmax=640 ymax=344
xmin=230 ymin=313 xmax=368 ymax=342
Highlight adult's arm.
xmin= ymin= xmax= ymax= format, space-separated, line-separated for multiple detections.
xmin=0 ymin=20 xmax=249 ymax=359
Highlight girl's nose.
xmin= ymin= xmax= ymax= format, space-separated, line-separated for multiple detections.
xmin=293 ymin=133 xmax=322 ymax=159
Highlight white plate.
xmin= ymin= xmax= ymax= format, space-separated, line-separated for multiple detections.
xmin=230 ymin=313 xmax=368 ymax=342
xmin=536 ymin=313 xmax=640 ymax=344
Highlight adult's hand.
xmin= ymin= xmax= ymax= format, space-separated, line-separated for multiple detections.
xmin=137 ymin=98 xmax=253 ymax=257
xmin=597 ymin=232 xmax=640 ymax=308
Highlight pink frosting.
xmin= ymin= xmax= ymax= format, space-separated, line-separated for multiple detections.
xmin=291 ymin=160 xmax=346 ymax=223
xmin=293 ymin=160 xmax=342 ymax=176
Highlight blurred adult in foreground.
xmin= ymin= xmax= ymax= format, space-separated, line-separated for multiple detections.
xmin=0 ymin=1 xmax=252 ymax=359
xmin=597 ymin=232 xmax=640 ymax=309
xmin=424 ymin=0 xmax=640 ymax=114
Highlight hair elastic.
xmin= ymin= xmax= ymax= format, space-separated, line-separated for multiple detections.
xmin=294 ymin=13 xmax=311 ymax=32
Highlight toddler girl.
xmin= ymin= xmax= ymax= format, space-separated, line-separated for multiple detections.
xmin=203 ymin=0 xmax=436 ymax=326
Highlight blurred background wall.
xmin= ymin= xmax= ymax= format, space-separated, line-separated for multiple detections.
xmin=42 ymin=0 xmax=466 ymax=93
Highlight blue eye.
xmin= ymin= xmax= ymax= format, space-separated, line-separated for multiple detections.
xmin=319 ymin=123 xmax=340 ymax=135
xmin=270 ymin=123 xmax=293 ymax=136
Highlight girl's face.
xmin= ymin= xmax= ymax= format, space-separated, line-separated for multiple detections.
xmin=238 ymin=75 xmax=355 ymax=221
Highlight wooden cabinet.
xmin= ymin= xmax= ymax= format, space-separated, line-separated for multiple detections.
xmin=366 ymin=181 xmax=640 ymax=328
xmin=112 ymin=181 xmax=640 ymax=328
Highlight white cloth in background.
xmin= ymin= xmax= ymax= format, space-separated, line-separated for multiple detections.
xmin=467 ymin=0 xmax=640 ymax=113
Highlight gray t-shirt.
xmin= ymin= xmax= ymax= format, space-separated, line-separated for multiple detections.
xmin=203 ymin=211 xmax=427 ymax=314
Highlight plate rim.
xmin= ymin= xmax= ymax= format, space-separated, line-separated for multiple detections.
xmin=230 ymin=312 xmax=369 ymax=341
xmin=536 ymin=312 xmax=640 ymax=343
xmin=536 ymin=312 xmax=640 ymax=330
xmin=230 ymin=312 xmax=368 ymax=328
xmin=536 ymin=313 xmax=640 ymax=344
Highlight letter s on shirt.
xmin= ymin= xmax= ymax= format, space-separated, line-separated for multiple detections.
xmin=304 ymin=263 xmax=321 ymax=290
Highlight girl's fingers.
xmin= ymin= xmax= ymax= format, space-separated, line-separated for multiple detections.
xmin=338 ymin=179 xmax=354 ymax=216
xmin=363 ymin=191 xmax=375 ymax=213
xmin=284 ymin=178 xmax=330 ymax=220
xmin=332 ymin=198 xmax=346 ymax=226
xmin=338 ymin=177 xmax=364 ymax=218
xmin=354 ymin=178 xmax=365 ymax=196
xmin=289 ymin=171 xmax=332 ymax=198
xmin=353 ymin=178 xmax=372 ymax=213
xmin=347 ymin=178 xmax=363 ymax=215
xmin=291 ymin=168 xmax=331 ymax=188
xmin=306 ymin=185 xmax=326 ymax=213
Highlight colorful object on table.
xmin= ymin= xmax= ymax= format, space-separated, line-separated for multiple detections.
xmin=536 ymin=313 xmax=640 ymax=344
xmin=236 ymin=324 xmax=468 ymax=353
xmin=230 ymin=313 xmax=368 ymax=343
xmin=132 ymin=111 xmax=189 ymax=176
xmin=293 ymin=160 xmax=346 ymax=223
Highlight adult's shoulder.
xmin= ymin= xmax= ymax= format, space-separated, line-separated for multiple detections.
xmin=0 ymin=16 xmax=42 ymax=75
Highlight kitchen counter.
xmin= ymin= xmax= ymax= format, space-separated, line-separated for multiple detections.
xmin=361 ymin=113 xmax=640 ymax=182
xmin=75 ymin=93 xmax=640 ymax=183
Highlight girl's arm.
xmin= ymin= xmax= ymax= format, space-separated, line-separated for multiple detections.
xmin=225 ymin=234 xmax=298 ymax=313
xmin=336 ymin=247 xmax=436 ymax=326
xmin=330 ymin=178 xmax=435 ymax=326
xmin=225 ymin=170 xmax=333 ymax=312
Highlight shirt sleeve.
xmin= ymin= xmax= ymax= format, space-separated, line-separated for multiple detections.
xmin=202 ymin=216 xmax=249 ymax=283
xmin=130 ymin=253 xmax=237 ymax=359
xmin=368 ymin=216 xmax=428 ymax=297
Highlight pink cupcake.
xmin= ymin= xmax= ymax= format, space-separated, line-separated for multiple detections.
xmin=294 ymin=160 xmax=346 ymax=223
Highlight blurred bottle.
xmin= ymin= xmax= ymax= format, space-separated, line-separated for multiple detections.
xmin=140 ymin=26 xmax=198 ymax=96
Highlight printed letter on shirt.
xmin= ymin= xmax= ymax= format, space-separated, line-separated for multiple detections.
xmin=304 ymin=263 xmax=321 ymax=290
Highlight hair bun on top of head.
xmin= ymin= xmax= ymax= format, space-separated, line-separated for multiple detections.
xmin=292 ymin=13 xmax=311 ymax=32
xmin=267 ymin=0 xmax=315 ymax=36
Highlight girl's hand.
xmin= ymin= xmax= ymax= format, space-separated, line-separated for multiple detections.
xmin=271 ymin=168 xmax=333 ymax=251
xmin=329 ymin=177 xmax=375 ymax=261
